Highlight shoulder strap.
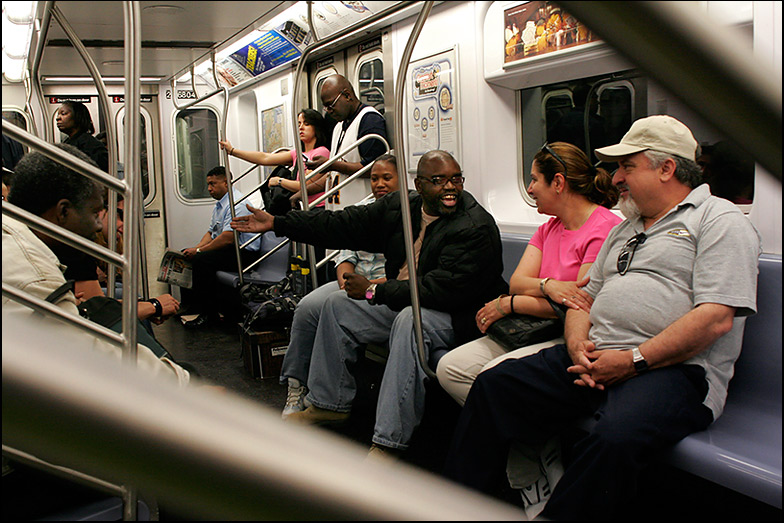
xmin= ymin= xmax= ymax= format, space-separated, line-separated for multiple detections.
xmin=546 ymin=296 xmax=567 ymax=323
xmin=45 ymin=280 xmax=76 ymax=304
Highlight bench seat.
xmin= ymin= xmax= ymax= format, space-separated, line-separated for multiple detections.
xmin=215 ymin=231 xmax=289 ymax=289
xmin=498 ymin=235 xmax=782 ymax=509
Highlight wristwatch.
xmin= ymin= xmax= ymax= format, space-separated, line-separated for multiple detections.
xmin=365 ymin=283 xmax=378 ymax=304
xmin=196 ymin=247 xmax=202 ymax=253
xmin=148 ymin=297 xmax=163 ymax=318
xmin=632 ymin=346 xmax=649 ymax=374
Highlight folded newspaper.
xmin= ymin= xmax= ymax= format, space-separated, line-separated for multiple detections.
xmin=157 ymin=249 xmax=193 ymax=289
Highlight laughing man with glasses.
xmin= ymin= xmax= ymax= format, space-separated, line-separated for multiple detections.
xmin=445 ymin=115 xmax=762 ymax=520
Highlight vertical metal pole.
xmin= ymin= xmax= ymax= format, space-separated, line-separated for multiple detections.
xmin=219 ymin=87 xmax=245 ymax=287
xmin=393 ymin=1 xmax=435 ymax=378
xmin=30 ymin=1 xmax=54 ymax=142
xmin=49 ymin=5 xmax=132 ymax=298
xmin=122 ymin=1 xmax=141 ymax=515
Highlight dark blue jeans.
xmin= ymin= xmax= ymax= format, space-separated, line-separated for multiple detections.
xmin=443 ymin=344 xmax=713 ymax=520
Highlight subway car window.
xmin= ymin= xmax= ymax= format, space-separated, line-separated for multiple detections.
xmin=175 ymin=108 xmax=220 ymax=200
xmin=527 ymin=73 xmax=754 ymax=206
xmin=2 ymin=109 xmax=28 ymax=133
xmin=357 ymin=57 xmax=384 ymax=114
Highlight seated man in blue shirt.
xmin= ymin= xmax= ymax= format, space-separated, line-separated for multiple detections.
xmin=181 ymin=166 xmax=259 ymax=328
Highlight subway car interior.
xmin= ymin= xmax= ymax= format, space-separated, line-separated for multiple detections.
xmin=2 ymin=1 xmax=781 ymax=520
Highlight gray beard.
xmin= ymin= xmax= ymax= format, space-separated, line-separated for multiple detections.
xmin=618 ymin=195 xmax=642 ymax=220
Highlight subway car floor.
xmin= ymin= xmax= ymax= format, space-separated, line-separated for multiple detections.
xmin=153 ymin=314 xmax=463 ymax=476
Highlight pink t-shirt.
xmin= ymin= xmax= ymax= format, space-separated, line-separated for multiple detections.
xmin=290 ymin=146 xmax=330 ymax=207
xmin=529 ymin=206 xmax=622 ymax=281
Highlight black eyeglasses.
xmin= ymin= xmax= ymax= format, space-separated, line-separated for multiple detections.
xmin=325 ymin=90 xmax=346 ymax=111
xmin=617 ymin=232 xmax=646 ymax=275
xmin=416 ymin=173 xmax=465 ymax=187
xmin=541 ymin=142 xmax=568 ymax=176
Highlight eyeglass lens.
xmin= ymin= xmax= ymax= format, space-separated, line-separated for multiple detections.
xmin=420 ymin=174 xmax=465 ymax=186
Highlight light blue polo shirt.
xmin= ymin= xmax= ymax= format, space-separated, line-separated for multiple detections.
xmin=209 ymin=189 xmax=260 ymax=251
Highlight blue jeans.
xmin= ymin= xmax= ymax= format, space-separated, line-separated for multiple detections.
xmin=280 ymin=281 xmax=341 ymax=385
xmin=304 ymin=291 xmax=454 ymax=450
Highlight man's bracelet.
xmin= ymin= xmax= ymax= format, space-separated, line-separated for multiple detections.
xmin=148 ymin=298 xmax=163 ymax=317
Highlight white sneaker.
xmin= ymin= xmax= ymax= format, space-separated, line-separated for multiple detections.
xmin=281 ymin=378 xmax=309 ymax=419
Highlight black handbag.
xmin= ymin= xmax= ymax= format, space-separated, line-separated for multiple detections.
xmin=260 ymin=164 xmax=298 ymax=216
xmin=486 ymin=296 xmax=567 ymax=351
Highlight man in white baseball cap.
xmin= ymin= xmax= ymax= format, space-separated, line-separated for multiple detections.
xmin=444 ymin=114 xmax=762 ymax=519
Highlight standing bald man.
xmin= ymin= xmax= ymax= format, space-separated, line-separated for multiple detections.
xmin=307 ymin=74 xmax=388 ymax=209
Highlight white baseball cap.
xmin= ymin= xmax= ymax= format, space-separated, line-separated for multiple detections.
xmin=595 ymin=115 xmax=698 ymax=162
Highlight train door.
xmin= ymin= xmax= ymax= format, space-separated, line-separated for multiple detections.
xmin=114 ymin=101 xmax=168 ymax=297
xmin=46 ymin=92 xmax=105 ymax=143
xmin=162 ymin=97 xmax=222 ymax=261
xmin=309 ymin=51 xmax=345 ymax=113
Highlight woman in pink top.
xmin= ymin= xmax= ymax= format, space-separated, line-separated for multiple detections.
xmin=219 ymin=108 xmax=330 ymax=207
xmin=438 ymin=142 xmax=621 ymax=406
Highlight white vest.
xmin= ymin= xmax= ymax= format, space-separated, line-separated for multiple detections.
xmin=326 ymin=105 xmax=381 ymax=210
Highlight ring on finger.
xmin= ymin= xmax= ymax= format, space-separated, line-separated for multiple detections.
xmin=562 ymin=298 xmax=567 ymax=304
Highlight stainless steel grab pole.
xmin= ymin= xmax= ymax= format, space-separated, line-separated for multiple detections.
xmin=123 ymin=2 xmax=143 ymax=518
xmin=393 ymin=1 xmax=435 ymax=378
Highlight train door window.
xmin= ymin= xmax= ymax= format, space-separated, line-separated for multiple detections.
xmin=356 ymin=53 xmax=384 ymax=114
xmin=543 ymin=89 xmax=573 ymax=144
xmin=312 ymin=67 xmax=339 ymax=113
xmin=2 ymin=107 xmax=30 ymax=151
xmin=174 ymin=108 xmax=220 ymax=200
xmin=115 ymin=107 xmax=155 ymax=205
xmin=2 ymin=108 xmax=29 ymax=134
xmin=596 ymin=81 xmax=634 ymax=156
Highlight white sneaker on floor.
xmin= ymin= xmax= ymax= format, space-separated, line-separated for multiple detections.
xmin=281 ymin=378 xmax=309 ymax=419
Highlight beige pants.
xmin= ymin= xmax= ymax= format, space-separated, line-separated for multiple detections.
xmin=436 ymin=335 xmax=564 ymax=406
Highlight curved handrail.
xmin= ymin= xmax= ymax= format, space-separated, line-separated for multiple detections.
xmin=240 ymin=156 xmax=380 ymax=274
xmin=237 ymin=134 xmax=389 ymax=274
xmin=393 ymin=2 xmax=435 ymax=378
xmin=291 ymin=1 xmax=418 ymax=288
xmin=50 ymin=5 xmax=135 ymax=300
xmin=29 ymin=1 xmax=54 ymax=142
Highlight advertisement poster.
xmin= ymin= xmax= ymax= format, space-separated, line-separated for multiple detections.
xmin=204 ymin=21 xmax=308 ymax=89
xmin=406 ymin=48 xmax=460 ymax=173
xmin=303 ymin=1 xmax=396 ymax=39
xmin=503 ymin=1 xmax=599 ymax=64
xmin=261 ymin=104 xmax=287 ymax=178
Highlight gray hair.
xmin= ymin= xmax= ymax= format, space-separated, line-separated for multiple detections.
xmin=644 ymin=150 xmax=703 ymax=189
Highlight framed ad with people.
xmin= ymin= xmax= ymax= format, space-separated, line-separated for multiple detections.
xmin=503 ymin=1 xmax=601 ymax=68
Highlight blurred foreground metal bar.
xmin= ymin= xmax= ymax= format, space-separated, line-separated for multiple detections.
xmin=560 ymin=1 xmax=782 ymax=180
xmin=2 ymin=337 xmax=523 ymax=521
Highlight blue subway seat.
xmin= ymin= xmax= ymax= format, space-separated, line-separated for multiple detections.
xmin=498 ymin=234 xmax=782 ymax=509
xmin=215 ymin=231 xmax=289 ymax=289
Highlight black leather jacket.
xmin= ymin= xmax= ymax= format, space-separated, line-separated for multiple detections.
xmin=274 ymin=190 xmax=507 ymax=343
